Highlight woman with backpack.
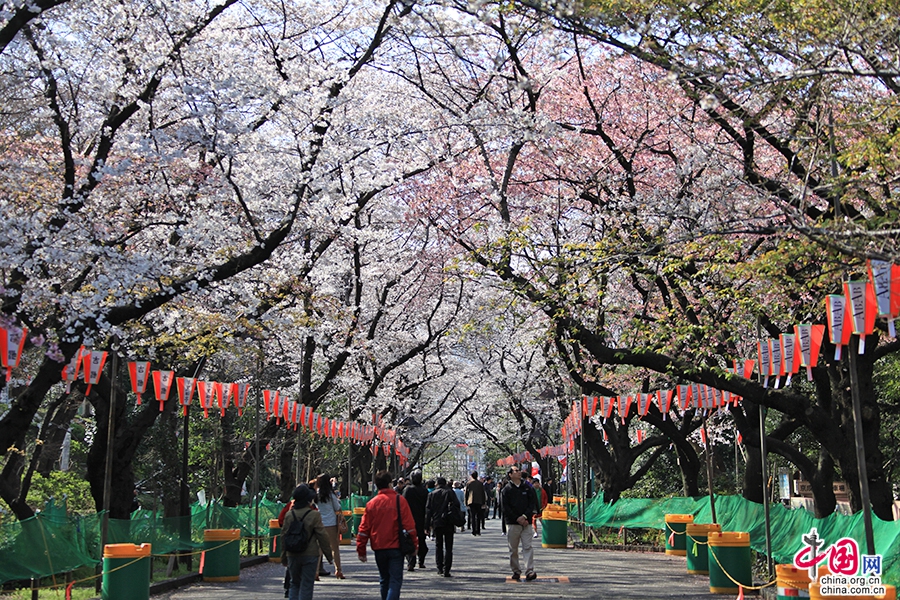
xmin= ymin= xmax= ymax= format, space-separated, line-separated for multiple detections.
xmin=282 ymin=484 xmax=333 ymax=600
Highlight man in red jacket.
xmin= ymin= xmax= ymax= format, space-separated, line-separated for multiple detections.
xmin=357 ymin=470 xmax=417 ymax=600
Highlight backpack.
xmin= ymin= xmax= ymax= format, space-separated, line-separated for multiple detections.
xmin=283 ymin=509 xmax=311 ymax=553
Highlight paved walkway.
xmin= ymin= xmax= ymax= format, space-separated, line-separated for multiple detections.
xmin=154 ymin=523 xmax=744 ymax=600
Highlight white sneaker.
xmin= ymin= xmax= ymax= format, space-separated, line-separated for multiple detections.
xmin=533 ymin=531 xmax=538 ymax=538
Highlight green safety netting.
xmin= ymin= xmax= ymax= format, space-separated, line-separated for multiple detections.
xmin=0 ymin=508 xmax=103 ymax=583
xmin=0 ymin=499 xmax=286 ymax=585
xmin=583 ymin=494 xmax=900 ymax=586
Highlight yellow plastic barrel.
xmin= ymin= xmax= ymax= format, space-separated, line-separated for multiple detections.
xmin=664 ymin=514 xmax=694 ymax=556
xmin=268 ymin=519 xmax=282 ymax=562
xmin=541 ymin=504 xmax=568 ymax=548
xmin=685 ymin=522 xmax=721 ymax=575
xmin=352 ymin=507 xmax=365 ymax=535
xmin=340 ymin=510 xmax=352 ymax=545
xmin=708 ymin=531 xmax=751 ymax=594
xmin=101 ymin=543 xmax=151 ymax=600
xmin=203 ymin=529 xmax=241 ymax=582
xmin=775 ymin=564 xmax=810 ymax=599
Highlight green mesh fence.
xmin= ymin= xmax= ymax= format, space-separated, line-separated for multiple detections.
xmin=8 ymin=494 xmax=897 ymax=586
xmin=0 ymin=499 xmax=285 ymax=585
xmin=583 ymin=494 xmax=900 ymax=586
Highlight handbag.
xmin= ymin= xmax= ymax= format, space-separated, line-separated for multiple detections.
xmin=447 ymin=496 xmax=466 ymax=528
xmin=396 ymin=495 xmax=416 ymax=556
xmin=334 ymin=495 xmax=348 ymax=533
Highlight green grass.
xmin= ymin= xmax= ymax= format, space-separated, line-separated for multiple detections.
xmin=0 ymin=556 xmax=200 ymax=599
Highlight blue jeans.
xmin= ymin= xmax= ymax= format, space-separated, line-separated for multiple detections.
xmin=287 ymin=554 xmax=318 ymax=600
xmin=373 ymin=548 xmax=404 ymax=600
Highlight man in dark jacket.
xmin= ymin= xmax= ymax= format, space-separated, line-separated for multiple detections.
xmin=401 ymin=470 xmax=429 ymax=571
xmin=424 ymin=477 xmax=459 ymax=577
xmin=464 ymin=471 xmax=486 ymax=535
xmin=500 ymin=465 xmax=538 ymax=581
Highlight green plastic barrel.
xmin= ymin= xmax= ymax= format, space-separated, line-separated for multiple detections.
xmin=685 ymin=522 xmax=721 ymax=575
xmin=664 ymin=514 xmax=693 ymax=556
xmin=268 ymin=519 xmax=282 ymax=562
xmin=352 ymin=507 xmax=365 ymax=535
xmin=541 ymin=505 xmax=568 ymax=548
xmin=203 ymin=529 xmax=241 ymax=582
xmin=101 ymin=543 xmax=151 ymax=600
xmin=776 ymin=564 xmax=809 ymax=599
xmin=708 ymin=531 xmax=751 ymax=594
xmin=340 ymin=510 xmax=352 ymax=545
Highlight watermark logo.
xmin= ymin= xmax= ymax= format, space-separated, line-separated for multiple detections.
xmin=793 ymin=528 xmax=885 ymax=596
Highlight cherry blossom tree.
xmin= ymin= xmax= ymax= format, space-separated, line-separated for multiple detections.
xmin=397 ymin=0 xmax=900 ymax=518
xmin=0 ymin=0 xmax=450 ymax=518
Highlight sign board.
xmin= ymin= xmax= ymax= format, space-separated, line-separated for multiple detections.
xmin=778 ymin=468 xmax=791 ymax=500
xmin=796 ymin=480 xmax=851 ymax=502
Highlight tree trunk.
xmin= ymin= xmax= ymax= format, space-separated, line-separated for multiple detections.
xmin=86 ymin=373 xmax=167 ymax=519
xmin=582 ymin=421 xmax=632 ymax=503
xmin=675 ymin=444 xmax=701 ymax=496
xmin=36 ymin=394 xmax=81 ymax=476
xmin=808 ymin=449 xmax=837 ymax=518
xmin=221 ymin=410 xmax=241 ymax=507
xmin=0 ymin=452 xmax=34 ymax=520
xmin=279 ymin=434 xmax=297 ymax=500
xmin=819 ymin=343 xmax=895 ymax=521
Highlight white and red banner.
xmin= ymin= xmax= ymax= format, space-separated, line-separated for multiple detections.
xmin=795 ymin=324 xmax=825 ymax=380
xmin=176 ymin=377 xmax=196 ymax=416
xmin=213 ymin=382 xmax=231 ymax=417
xmin=81 ymin=350 xmax=108 ymax=396
xmin=757 ymin=340 xmax=772 ymax=388
xmin=153 ymin=370 xmax=175 ymax=412
xmin=636 ymin=393 xmax=652 ymax=417
xmin=128 ymin=361 xmax=151 ymax=405
xmin=868 ymin=260 xmax=900 ymax=337
xmin=0 ymin=325 xmax=27 ymax=382
xmin=779 ymin=334 xmax=800 ymax=386
xmin=826 ymin=294 xmax=852 ymax=360
xmin=844 ymin=280 xmax=877 ymax=353
xmin=196 ymin=381 xmax=213 ymax=418
xmin=657 ymin=389 xmax=674 ymax=419
xmin=233 ymin=383 xmax=249 ymax=416
xmin=61 ymin=346 xmax=86 ymax=393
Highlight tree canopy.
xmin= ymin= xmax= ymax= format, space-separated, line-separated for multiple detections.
xmin=1 ymin=0 xmax=899 ymax=524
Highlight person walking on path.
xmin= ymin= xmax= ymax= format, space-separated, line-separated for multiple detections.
xmin=277 ymin=497 xmax=295 ymax=596
xmin=482 ymin=476 xmax=495 ymax=527
xmin=527 ymin=474 xmax=548 ymax=539
xmin=282 ymin=484 xmax=333 ymax=600
xmin=424 ymin=476 xmax=460 ymax=578
xmin=500 ymin=465 xmax=537 ymax=581
xmin=357 ymin=470 xmax=418 ymax=600
xmin=401 ymin=469 xmax=429 ymax=571
xmin=464 ymin=471 xmax=486 ymax=536
xmin=452 ymin=481 xmax=466 ymax=533
xmin=314 ymin=473 xmax=346 ymax=579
